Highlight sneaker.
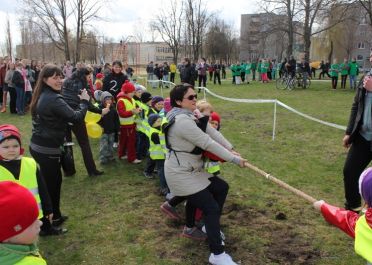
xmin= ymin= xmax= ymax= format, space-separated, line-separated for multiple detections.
xmin=160 ymin=201 xmax=182 ymax=220
xmin=89 ymin=170 xmax=104 ymax=177
xmin=165 ymin=192 xmax=174 ymax=201
xmin=120 ymin=155 xmax=128 ymax=160
xmin=143 ymin=171 xmax=154 ymax=179
xmin=201 ymin=225 xmax=226 ymax=242
xmin=131 ymin=159 xmax=142 ymax=164
xmin=209 ymin=252 xmax=237 ymax=265
xmin=181 ymin=226 xmax=207 ymax=241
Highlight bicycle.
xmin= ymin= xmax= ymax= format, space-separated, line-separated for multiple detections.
xmin=276 ymin=72 xmax=295 ymax=90
xmin=295 ymin=72 xmax=311 ymax=89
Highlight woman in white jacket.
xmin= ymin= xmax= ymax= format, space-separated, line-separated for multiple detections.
xmin=164 ymin=84 xmax=246 ymax=265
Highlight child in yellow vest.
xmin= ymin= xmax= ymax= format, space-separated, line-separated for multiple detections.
xmin=146 ymin=113 xmax=169 ymax=196
xmin=0 ymin=124 xmax=64 ymax=236
xmin=0 ymin=181 xmax=47 ymax=265
xmin=314 ymin=167 xmax=372 ymax=265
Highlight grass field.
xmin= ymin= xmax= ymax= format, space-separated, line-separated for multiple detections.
xmin=1 ymin=77 xmax=366 ymax=265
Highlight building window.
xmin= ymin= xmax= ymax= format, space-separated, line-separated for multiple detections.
xmin=358 ymin=42 xmax=365 ymax=49
xmin=360 ymin=16 xmax=367 ymax=25
xmin=357 ymin=55 xmax=363 ymax=61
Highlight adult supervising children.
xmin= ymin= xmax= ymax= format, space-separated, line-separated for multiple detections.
xmin=164 ymin=84 xmax=247 ymax=265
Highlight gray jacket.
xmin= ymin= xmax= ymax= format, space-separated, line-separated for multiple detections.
xmin=164 ymin=111 xmax=240 ymax=196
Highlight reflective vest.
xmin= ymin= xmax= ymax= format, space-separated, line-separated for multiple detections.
xmin=117 ymin=98 xmax=135 ymax=125
xmin=14 ymin=255 xmax=47 ymax=265
xmin=0 ymin=157 xmax=43 ymax=219
xmin=134 ymin=99 xmax=145 ymax=133
xmin=142 ymin=104 xmax=151 ymax=136
xmin=205 ymin=160 xmax=220 ymax=174
xmin=355 ymin=215 xmax=372 ymax=263
xmin=148 ymin=127 xmax=166 ymax=160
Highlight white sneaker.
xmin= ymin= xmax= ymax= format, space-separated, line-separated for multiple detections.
xmin=131 ymin=159 xmax=142 ymax=164
xmin=120 ymin=155 xmax=127 ymax=160
xmin=209 ymin=252 xmax=237 ymax=265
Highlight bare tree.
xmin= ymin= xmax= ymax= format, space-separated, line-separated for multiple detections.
xmin=260 ymin=0 xmax=298 ymax=57
xmin=73 ymin=0 xmax=103 ymax=62
xmin=151 ymin=0 xmax=183 ymax=64
xmin=5 ymin=16 xmax=13 ymax=60
xmin=184 ymin=0 xmax=213 ymax=60
xmin=22 ymin=0 xmax=71 ymax=60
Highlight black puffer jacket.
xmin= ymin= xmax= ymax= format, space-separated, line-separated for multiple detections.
xmin=31 ymin=85 xmax=89 ymax=148
xmin=102 ymin=71 xmax=128 ymax=98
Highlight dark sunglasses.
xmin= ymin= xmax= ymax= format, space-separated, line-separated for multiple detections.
xmin=184 ymin=94 xmax=198 ymax=100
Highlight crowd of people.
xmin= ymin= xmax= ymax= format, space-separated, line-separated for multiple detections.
xmin=0 ymin=55 xmax=372 ymax=265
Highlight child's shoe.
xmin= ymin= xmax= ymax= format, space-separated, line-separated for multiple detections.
xmin=160 ymin=201 xmax=181 ymax=220
xmin=180 ymin=226 xmax=207 ymax=241
xmin=209 ymin=252 xmax=237 ymax=265
xmin=131 ymin=159 xmax=142 ymax=164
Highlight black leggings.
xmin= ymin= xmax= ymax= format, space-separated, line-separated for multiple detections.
xmin=343 ymin=133 xmax=372 ymax=209
xmin=185 ymin=177 xmax=229 ymax=255
xmin=30 ymin=148 xmax=63 ymax=219
xmin=341 ymin=75 xmax=347 ymax=89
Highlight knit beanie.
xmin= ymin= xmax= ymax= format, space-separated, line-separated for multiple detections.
xmin=359 ymin=167 xmax=372 ymax=206
xmin=0 ymin=124 xmax=24 ymax=157
xmin=135 ymin=84 xmax=146 ymax=92
xmin=96 ymin=73 xmax=104 ymax=79
xmin=210 ymin=112 xmax=221 ymax=124
xmin=151 ymin=96 xmax=164 ymax=108
xmin=121 ymin=80 xmax=135 ymax=94
xmin=148 ymin=113 xmax=161 ymax=127
xmin=94 ymin=90 xmax=103 ymax=102
xmin=164 ymin=97 xmax=172 ymax=113
xmin=141 ymin=92 xmax=153 ymax=103
xmin=0 ymin=181 xmax=39 ymax=242
xmin=100 ymin=91 xmax=113 ymax=103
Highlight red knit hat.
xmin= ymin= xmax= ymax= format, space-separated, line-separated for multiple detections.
xmin=96 ymin=73 xmax=104 ymax=79
xmin=0 ymin=181 xmax=39 ymax=242
xmin=0 ymin=124 xmax=24 ymax=158
xmin=210 ymin=112 xmax=221 ymax=124
xmin=121 ymin=80 xmax=135 ymax=94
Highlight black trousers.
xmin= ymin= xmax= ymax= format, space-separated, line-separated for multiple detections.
xmin=185 ymin=176 xmax=229 ymax=255
xmin=214 ymin=72 xmax=221 ymax=85
xmin=8 ymin=87 xmax=17 ymax=113
xmin=341 ymin=75 xmax=347 ymax=89
xmin=343 ymin=133 xmax=372 ymax=209
xmin=30 ymin=148 xmax=63 ymax=219
xmin=66 ymin=122 xmax=98 ymax=175
xmin=198 ymin=75 xmax=207 ymax=87
xmin=331 ymin=76 xmax=338 ymax=89
xmin=170 ymin=73 xmax=175 ymax=83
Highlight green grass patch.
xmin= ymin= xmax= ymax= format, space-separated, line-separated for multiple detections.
xmin=1 ymin=78 xmax=365 ymax=264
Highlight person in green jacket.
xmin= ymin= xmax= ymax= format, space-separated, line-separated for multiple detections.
xmin=330 ymin=59 xmax=340 ymax=89
xmin=0 ymin=181 xmax=46 ymax=265
xmin=349 ymin=58 xmax=359 ymax=90
xmin=251 ymin=60 xmax=257 ymax=81
xmin=260 ymin=59 xmax=269 ymax=83
xmin=240 ymin=62 xmax=246 ymax=83
xmin=245 ymin=61 xmax=251 ymax=84
xmin=257 ymin=60 xmax=262 ymax=81
xmin=340 ymin=58 xmax=349 ymax=89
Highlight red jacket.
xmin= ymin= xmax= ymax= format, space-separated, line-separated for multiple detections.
xmin=0 ymin=64 xmax=6 ymax=86
xmin=320 ymin=202 xmax=372 ymax=238
xmin=116 ymin=92 xmax=136 ymax=128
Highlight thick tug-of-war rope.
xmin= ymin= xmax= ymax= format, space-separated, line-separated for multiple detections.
xmin=243 ymin=161 xmax=317 ymax=203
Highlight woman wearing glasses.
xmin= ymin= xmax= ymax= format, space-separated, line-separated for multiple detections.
xmin=164 ymin=84 xmax=246 ymax=265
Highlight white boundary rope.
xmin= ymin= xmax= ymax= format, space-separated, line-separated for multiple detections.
xmin=196 ymin=86 xmax=346 ymax=140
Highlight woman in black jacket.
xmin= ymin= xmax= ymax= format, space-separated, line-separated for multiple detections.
xmin=29 ymin=64 xmax=90 ymax=234
xmin=102 ymin=60 xmax=128 ymax=98
xmin=62 ymin=67 xmax=108 ymax=177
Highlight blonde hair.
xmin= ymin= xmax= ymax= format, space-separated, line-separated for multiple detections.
xmin=196 ymin=99 xmax=213 ymax=113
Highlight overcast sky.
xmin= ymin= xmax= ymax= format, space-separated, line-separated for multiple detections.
xmin=0 ymin=0 xmax=258 ymax=48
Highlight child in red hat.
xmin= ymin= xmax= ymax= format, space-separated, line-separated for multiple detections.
xmin=94 ymin=73 xmax=104 ymax=90
xmin=0 ymin=181 xmax=46 ymax=264
xmin=116 ymin=80 xmax=142 ymax=163
xmin=0 ymin=124 xmax=65 ymax=236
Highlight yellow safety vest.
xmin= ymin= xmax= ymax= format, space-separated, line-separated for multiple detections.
xmin=134 ymin=99 xmax=145 ymax=133
xmin=148 ymin=127 xmax=166 ymax=160
xmin=205 ymin=160 xmax=221 ymax=174
xmin=355 ymin=215 xmax=372 ymax=263
xmin=14 ymin=255 xmax=47 ymax=265
xmin=142 ymin=104 xmax=151 ymax=136
xmin=0 ymin=157 xmax=42 ymax=219
xmin=117 ymin=98 xmax=135 ymax=125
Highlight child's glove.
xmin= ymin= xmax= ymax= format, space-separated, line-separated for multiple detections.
xmin=113 ymin=142 xmax=118 ymax=148
xmin=313 ymin=200 xmax=325 ymax=211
